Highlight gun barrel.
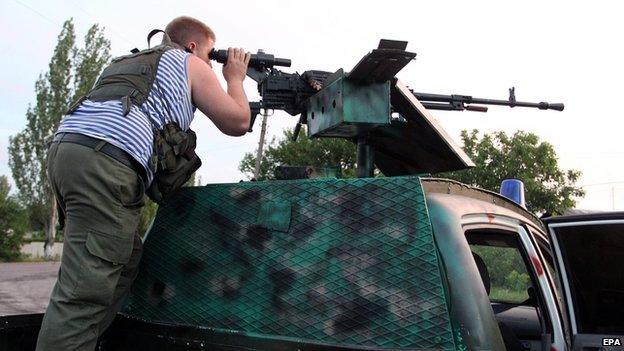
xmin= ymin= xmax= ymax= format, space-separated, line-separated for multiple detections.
xmin=412 ymin=92 xmax=564 ymax=112
xmin=209 ymin=49 xmax=291 ymax=69
xmin=469 ymin=97 xmax=565 ymax=111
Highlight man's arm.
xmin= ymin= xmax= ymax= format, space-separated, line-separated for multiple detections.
xmin=188 ymin=48 xmax=251 ymax=136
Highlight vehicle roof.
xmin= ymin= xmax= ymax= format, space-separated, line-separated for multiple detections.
xmin=542 ymin=211 xmax=624 ymax=224
xmin=421 ymin=177 xmax=544 ymax=231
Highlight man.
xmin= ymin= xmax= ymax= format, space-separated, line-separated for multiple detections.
xmin=36 ymin=16 xmax=251 ymax=350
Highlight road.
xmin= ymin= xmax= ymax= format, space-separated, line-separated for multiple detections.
xmin=0 ymin=262 xmax=60 ymax=316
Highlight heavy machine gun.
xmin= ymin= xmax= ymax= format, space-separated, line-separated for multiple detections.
xmin=210 ymin=40 xmax=564 ymax=177
xmin=412 ymin=88 xmax=564 ymax=113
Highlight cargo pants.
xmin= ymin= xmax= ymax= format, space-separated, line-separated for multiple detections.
xmin=36 ymin=138 xmax=145 ymax=351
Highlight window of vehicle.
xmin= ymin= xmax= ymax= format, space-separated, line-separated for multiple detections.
xmin=470 ymin=243 xmax=532 ymax=304
xmin=466 ymin=228 xmax=552 ymax=350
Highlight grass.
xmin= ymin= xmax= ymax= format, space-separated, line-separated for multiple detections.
xmin=490 ymin=287 xmax=529 ymax=304
xmin=16 ymin=254 xmax=61 ymax=262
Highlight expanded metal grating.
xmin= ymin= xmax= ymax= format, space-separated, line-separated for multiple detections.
xmin=123 ymin=176 xmax=456 ymax=350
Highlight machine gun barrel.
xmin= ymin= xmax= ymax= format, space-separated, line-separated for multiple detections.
xmin=412 ymin=88 xmax=564 ymax=112
xmin=209 ymin=49 xmax=291 ymax=69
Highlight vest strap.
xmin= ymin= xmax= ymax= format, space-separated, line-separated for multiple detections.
xmin=65 ymin=95 xmax=88 ymax=115
xmin=147 ymin=29 xmax=173 ymax=48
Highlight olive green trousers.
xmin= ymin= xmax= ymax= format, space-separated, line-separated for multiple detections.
xmin=36 ymin=139 xmax=145 ymax=351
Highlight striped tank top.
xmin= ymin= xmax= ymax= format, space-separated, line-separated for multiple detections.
xmin=57 ymin=48 xmax=194 ymax=184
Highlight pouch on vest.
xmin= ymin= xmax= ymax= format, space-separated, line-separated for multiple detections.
xmin=146 ymin=122 xmax=202 ymax=204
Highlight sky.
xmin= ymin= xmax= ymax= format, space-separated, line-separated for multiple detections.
xmin=0 ymin=0 xmax=622 ymax=210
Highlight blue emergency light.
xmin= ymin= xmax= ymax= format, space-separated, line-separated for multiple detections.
xmin=500 ymin=179 xmax=526 ymax=209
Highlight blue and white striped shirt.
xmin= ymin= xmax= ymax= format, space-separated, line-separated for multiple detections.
xmin=57 ymin=49 xmax=195 ymax=184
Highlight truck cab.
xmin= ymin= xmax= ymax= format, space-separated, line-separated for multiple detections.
xmin=425 ymin=178 xmax=624 ymax=351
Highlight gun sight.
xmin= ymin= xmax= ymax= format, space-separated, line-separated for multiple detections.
xmin=209 ymin=49 xmax=291 ymax=69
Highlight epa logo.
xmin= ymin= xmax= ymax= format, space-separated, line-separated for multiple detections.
xmin=603 ymin=338 xmax=622 ymax=346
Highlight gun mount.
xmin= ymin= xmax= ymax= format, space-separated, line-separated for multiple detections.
xmin=235 ymin=40 xmax=564 ymax=177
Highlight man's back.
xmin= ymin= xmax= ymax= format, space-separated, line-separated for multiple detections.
xmin=57 ymin=48 xmax=193 ymax=184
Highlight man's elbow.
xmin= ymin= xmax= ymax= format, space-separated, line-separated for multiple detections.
xmin=228 ymin=126 xmax=247 ymax=136
xmin=225 ymin=118 xmax=250 ymax=136
xmin=236 ymin=112 xmax=251 ymax=135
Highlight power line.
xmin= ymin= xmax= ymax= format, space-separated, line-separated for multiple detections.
xmin=13 ymin=0 xmax=135 ymax=48
xmin=12 ymin=0 xmax=59 ymax=27
xmin=64 ymin=0 xmax=135 ymax=47
xmin=581 ymin=181 xmax=624 ymax=187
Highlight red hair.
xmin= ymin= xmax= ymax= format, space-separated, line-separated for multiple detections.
xmin=165 ymin=16 xmax=215 ymax=46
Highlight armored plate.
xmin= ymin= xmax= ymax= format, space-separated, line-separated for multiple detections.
xmin=123 ymin=177 xmax=456 ymax=351
xmin=347 ymin=39 xmax=416 ymax=84
xmin=371 ymin=81 xmax=475 ymax=175
xmin=306 ymin=71 xmax=391 ymax=138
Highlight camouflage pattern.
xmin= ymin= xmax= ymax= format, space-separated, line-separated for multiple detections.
xmin=123 ymin=176 xmax=456 ymax=350
xmin=306 ymin=71 xmax=391 ymax=138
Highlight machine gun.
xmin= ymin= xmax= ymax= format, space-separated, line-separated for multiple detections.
xmin=209 ymin=48 xmax=332 ymax=132
xmin=210 ymin=40 xmax=564 ymax=177
xmin=210 ymin=45 xmax=564 ymax=135
xmin=412 ymin=88 xmax=564 ymax=113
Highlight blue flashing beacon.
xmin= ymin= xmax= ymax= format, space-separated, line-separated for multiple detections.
xmin=500 ymin=179 xmax=526 ymax=209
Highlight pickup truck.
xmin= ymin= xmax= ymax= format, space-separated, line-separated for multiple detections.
xmin=1 ymin=176 xmax=622 ymax=351
xmin=3 ymin=38 xmax=620 ymax=351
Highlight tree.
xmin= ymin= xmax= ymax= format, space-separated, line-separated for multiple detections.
xmin=0 ymin=176 xmax=28 ymax=262
xmin=439 ymin=130 xmax=584 ymax=215
xmin=8 ymin=20 xmax=111 ymax=258
xmin=239 ymin=127 xmax=357 ymax=180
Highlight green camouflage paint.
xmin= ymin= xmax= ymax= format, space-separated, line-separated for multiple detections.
xmin=306 ymin=71 xmax=391 ymax=138
xmin=123 ymin=176 xmax=456 ymax=350
xmin=425 ymin=193 xmax=507 ymax=351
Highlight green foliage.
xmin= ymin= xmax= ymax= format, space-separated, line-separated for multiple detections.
xmin=138 ymin=199 xmax=158 ymax=237
xmin=505 ymin=270 xmax=530 ymax=291
xmin=489 ymin=287 xmax=530 ymax=303
xmin=0 ymin=176 xmax=28 ymax=262
xmin=239 ymin=127 xmax=357 ymax=180
xmin=471 ymin=245 xmax=531 ymax=303
xmin=439 ymin=130 xmax=584 ymax=215
xmin=72 ymin=24 xmax=112 ymax=101
xmin=8 ymin=19 xmax=111 ymax=251
xmin=26 ymin=229 xmax=63 ymax=243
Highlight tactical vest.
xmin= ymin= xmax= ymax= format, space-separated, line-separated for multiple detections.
xmin=68 ymin=29 xmax=201 ymax=204
xmin=68 ymin=29 xmax=178 ymax=116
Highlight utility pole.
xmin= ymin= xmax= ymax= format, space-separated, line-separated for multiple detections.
xmin=253 ymin=110 xmax=270 ymax=179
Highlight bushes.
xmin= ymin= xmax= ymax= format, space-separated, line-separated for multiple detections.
xmin=471 ymin=244 xmax=531 ymax=303
xmin=0 ymin=176 xmax=28 ymax=261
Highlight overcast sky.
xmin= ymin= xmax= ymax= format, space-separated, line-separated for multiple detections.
xmin=0 ymin=0 xmax=622 ymax=210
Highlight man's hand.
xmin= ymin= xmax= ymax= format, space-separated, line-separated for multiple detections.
xmin=222 ymin=48 xmax=251 ymax=83
xmin=188 ymin=47 xmax=251 ymax=136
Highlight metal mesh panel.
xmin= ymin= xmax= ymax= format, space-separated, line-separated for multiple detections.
xmin=123 ymin=176 xmax=455 ymax=350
